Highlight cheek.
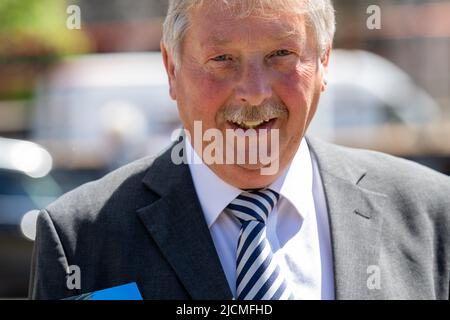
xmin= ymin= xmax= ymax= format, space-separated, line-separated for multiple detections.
xmin=277 ymin=65 xmax=315 ymax=110
xmin=295 ymin=61 xmax=318 ymax=94
xmin=199 ymin=74 xmax=232 ymax=107
xmin=178 ymin=69 xmax=231 ymax=124
xmin=275 ymin=63 xmax=320 ymax=130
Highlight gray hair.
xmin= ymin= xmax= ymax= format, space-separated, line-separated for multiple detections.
xmin=162 ymin=0 xmax=336 ymax=68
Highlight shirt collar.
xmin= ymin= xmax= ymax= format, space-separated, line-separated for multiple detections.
xmin=275 ymin=138 xmax=314 ymax=220
xmin=186 ymin=140 xmax=242 ymax=228
xmin=186 ymin=137 xmax=313 ymax=228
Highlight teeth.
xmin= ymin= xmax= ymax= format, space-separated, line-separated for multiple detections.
xmin=230 ymin=119 xmax=274 ymax=129
xmin=242 ymin=120 xmax=264 ymax=128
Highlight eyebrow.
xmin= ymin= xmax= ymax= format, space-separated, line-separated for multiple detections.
xmin=201 ymin=36 xmax=232 ymax=47
xmin=201 ymin=31 xmax=302 ymax=48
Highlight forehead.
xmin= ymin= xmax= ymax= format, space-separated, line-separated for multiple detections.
xmin=189 ymin=1 xmax=309 ymax=46
xmin=192 ymin=0 xmax=307 ymax=17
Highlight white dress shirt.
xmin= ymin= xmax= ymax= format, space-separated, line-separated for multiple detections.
xmin=186 ymin=138 xmax=335 ymax=300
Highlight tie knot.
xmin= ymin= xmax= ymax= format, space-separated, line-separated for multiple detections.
xmin=227 ymin=189 xmax=279 ymax=224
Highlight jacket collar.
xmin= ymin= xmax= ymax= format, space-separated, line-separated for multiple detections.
xmin=138 ymin=142 xmax=233 ymax=299
xmin=307 ymin=136 xmax=388 ymax=299
xmin=138 ymin=135 xmax=389 ymax=300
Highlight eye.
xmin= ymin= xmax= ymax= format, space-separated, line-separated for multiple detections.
xmin=211 ymin=54 xmax=233 ymax=62
xmin=271 ymin=49 xmax=292 ymax=58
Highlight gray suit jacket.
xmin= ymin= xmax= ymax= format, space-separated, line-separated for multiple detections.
xmin=29 ymin=137 xmax=450 ymax=299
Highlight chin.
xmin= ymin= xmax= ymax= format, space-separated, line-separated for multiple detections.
xmin=214 ymin=163 xmax=282 ymax=190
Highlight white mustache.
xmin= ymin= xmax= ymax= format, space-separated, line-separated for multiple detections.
xmin=221 ymin=101 xmax=289 ymax=123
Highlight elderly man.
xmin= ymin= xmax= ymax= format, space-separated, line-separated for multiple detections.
xmin=29 ymin=0 xmax=449 ymax=300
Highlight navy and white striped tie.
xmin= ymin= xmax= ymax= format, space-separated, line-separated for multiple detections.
xmin=227 ymin=189 xmax=294 ymax=300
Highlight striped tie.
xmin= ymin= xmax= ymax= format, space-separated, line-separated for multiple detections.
xmin=227 ymin=189 xmax=294 ymax=300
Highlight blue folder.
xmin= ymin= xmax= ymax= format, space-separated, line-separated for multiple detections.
xmin=64 ymin=282 xmax=143 ymax=300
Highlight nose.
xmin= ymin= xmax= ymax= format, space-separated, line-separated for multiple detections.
xmin=235 ymin=60 xmax=272 ymax=106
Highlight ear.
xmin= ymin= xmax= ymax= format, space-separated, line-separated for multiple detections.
xmin=161 ymin=40 xmax=177 ymax=100
xmin=319 ymin=45 xmax=332 ymax=92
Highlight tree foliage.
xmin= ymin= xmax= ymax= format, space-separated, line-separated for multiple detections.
xmin=0 ymin=0 xmax=90 ymax=56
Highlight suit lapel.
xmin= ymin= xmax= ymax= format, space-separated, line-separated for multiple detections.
xmin=137 ymin=145 xmax=232 ymax=299
xmin=136 ymin=136 xmax=388 ymax=299
xmin=307 ymin=137 xmax=388 ymax=299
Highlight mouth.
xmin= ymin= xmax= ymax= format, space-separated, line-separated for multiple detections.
xmin=227 ymin=118 xmax=277 ymax=130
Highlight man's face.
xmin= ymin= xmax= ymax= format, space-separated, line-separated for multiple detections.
xmin=162 ymin=2 xmax=330 ymax=189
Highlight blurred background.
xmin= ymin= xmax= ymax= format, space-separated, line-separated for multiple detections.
xmin=0 ymin=0 xmax=449 ymax=298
